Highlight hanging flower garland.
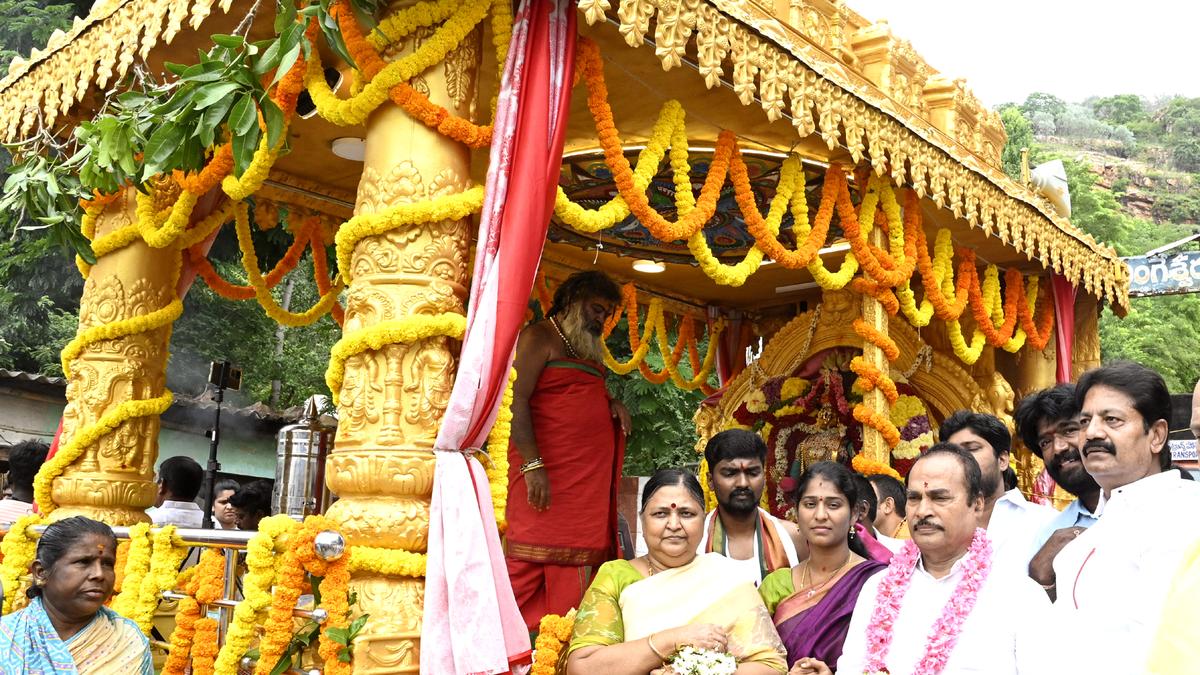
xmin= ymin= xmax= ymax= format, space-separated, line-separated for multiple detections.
xmin=851 ymin=454 xmax=903 ymax=482
xmin=532 ymin=611 xmax=575 ymax=675
xmin=0 ymin=515 xmax=42 ymax=614
xmin=111 ymin=523 xmax=153 ymax=618
xmin=214 ymin=515 xmax=296 ymax=675
xmin=126 ymin=525 xmax=189 ymax=634
xmin=162 ymin=548 xmax=225 ymax=675
xmin=192 ymin=617 xmax=220 ymax=675
xmin=295 ymin=515 xmax=352 ymax=675
xmin=485 ymin=368 xmax=516 ymax=532
xmin=254 ymin=537 xmax=307 ymax=675
xmin=232 ymin=203 xmax=344 ymax=327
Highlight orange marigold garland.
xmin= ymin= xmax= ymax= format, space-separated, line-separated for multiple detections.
xmin=296 ymin=516 xmax=352 ymax=675
xmin=532 ymin=611 xmax=575 ymax=675
xmin=852 ymin=318 xmax=900 ymax=362
xmin=852 ymin=454 xmax=903 ymax=481
xmin=191 ymin=618 xmax=220 ymax=675
xmin=849 ymin=357 xmax=899 ymax=406
xmin=254 ymin=543 xmax=308 ymax=675
xmin=854 ymin=405 xmax=902 ymax=449
xmin=162 ymin=549 xmax=225 ymax=675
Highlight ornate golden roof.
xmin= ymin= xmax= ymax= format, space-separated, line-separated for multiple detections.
xmin=0 ymin=0 xmax=1130 ymax=310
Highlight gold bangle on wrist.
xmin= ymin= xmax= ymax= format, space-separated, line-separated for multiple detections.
xmin=519 ymin=457 xmax=545 ymax=474
xmin=647 ymin=632 xmax=667 ymax=661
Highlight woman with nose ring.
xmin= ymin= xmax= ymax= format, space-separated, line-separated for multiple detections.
xmin=758 ymin=462 xmax=886 ymax=675
xmin=565 ymin=469 xmax=787 ymax=674
xmin=0 ymin=516 xmax=152 ymax=674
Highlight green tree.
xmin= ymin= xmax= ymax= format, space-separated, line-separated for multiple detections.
xmin=1021 ymin=92 xmax=1067 ymax=123
xmin=1062 ymin=158 xmax=1132 ymax=252
xmin=999 ymin=106 xmax=1034 ymax=180
xmin=1093 ymin=94 xmax=1147 ymax=126
xmin=0 ymin=1 xmax=79 ymax=69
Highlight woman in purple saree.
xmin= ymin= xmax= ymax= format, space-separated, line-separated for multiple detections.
xmin=759 ymin=462 xmax=885 ymax=674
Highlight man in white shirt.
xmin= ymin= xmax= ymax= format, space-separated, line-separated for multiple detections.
xmin=939 ymin=410 xmax=1057 ymax=573
xmin=838 ymin=443 xmax=1050 ymax=675
xmin=1013 ymin=384 xmax=1101 ymax=600
xmin=145 ymin=456 xmax=205 ymax=528
xmin=696 ymin=429 xmax=800 ymax=586
xmin=0 ymin=440 xmax=48 ymax=523
xmin=1051 ymin=361 xmax=1200 ymax=674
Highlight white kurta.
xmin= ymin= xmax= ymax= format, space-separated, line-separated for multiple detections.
xmin=146 ymin=500 xmax=205 ymax=528
xmin=1051 ymin=469 xmax=1200 ymax=673
xmin=838 ymin=555 xmax=1052 ymax=674
xmin=696 ymin=509 xmax=800 ymax=586
xmin=985 ymin=487 xmax=1058 ymax=574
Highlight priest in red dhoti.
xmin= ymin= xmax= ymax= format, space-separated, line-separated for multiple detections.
xmin=506 ymin=271 xmax=630 ymax=630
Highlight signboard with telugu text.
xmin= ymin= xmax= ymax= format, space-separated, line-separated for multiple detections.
xmin=1125 ymin=250 xmax=1200 ymax=297
xmin=1170 ymin=439 xmax=1198 ymax=462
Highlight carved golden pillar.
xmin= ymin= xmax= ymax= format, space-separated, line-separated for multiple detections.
xmin=860 ymin=225 xmax=891 ymax=464
xmin=1072 ymin=291 xmax=1101 ymax=380
xmin=54 ymin=189 xmax=177 ymax=523
xmin=326 ymin=17 xmax=480 ymax=674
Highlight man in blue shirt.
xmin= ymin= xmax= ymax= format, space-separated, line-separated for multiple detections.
xmin=1014 ymin=383 xmax=1102 ymax=600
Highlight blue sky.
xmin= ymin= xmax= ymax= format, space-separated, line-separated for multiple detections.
xmin=845 ymin=0 xmax=1197 ymax=107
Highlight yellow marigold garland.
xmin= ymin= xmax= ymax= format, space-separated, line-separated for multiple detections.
xmin=0 ymin=515 xmax=42 ymax=614
xmin=214 ymin=515 xmax=295 ymax=675
xmin=348 ymin=546 xmax=426 ymax=577
xmin=305 ymin=0 xmax=490 ymax=127
xmin=254 ymin=536 xmax=307 ymax=675
xmin=326 ymin=313 xmax=466 ymax=405
xmin=334 ymin=186 xmax=485 ymax=284
xmin=532 ymin=610 xmax=575 ymax=675
xmin=111 ymin=523 xmax=152 ymax=618
xmin=33 ymin=392 xmax=173 ymax=514
xmin=59 ymin=300 xmax=183 ymax=379
xmin=485 ymin=367 xmax=516 ymax=532
xmin=127 ymin=525 xmax=189 ymax=635
xmin=232 ymin=203 xmax=344 ymax=326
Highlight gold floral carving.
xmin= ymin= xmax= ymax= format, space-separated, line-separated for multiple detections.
xmin=54 ymin=191 xmax=177 ymax=523
xmin=328 ymin=16 xmax=480 ymax=672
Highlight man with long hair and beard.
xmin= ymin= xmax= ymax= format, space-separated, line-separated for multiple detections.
xmin=1013 ymin=383 xmax=1100 ymax=601
xmin=505 ymin=270 xmax=632 ymax=630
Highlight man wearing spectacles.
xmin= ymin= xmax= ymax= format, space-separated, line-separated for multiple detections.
xmin=1013 ymin=383 xmax=1101 ymax=601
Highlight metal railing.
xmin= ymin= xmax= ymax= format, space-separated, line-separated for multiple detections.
xmin=0 ymin=522 xmax=344 ymax=673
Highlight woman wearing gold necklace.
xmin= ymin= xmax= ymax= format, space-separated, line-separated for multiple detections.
xmin=565 ymin=469 xmax=787 ymax=674
xmin=758 ymin=462 xmax=887 ymax=675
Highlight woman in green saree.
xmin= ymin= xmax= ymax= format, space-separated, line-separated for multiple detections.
xmin=564 ymin=469 xmax=786 ymax=674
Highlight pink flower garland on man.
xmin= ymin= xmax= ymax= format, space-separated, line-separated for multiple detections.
xmin=836 ymin=443 xmax=1052 ymax=675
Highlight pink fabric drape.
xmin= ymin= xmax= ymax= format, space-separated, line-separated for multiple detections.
xmin=1050 ymin=274 xmax=1076 ymax=383
xmin=423 ymin=2 xmax=576 ymax=673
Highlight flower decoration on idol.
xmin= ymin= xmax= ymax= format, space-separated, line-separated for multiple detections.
xmin=889 ymin=390 xmax=936 ymax=477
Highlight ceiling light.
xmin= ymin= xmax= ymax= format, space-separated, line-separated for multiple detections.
xmin=819 ymin=241 xmax=851 ymax=255
xmin=775 ymin=281 xmax=820 ymax=294
xmin=632 ymin=259 xmax=666 ymax=274
xmin=331 ymin=137 xmax=365 ymax=162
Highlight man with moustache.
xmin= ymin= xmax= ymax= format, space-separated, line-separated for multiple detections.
xmin=939 ymin=411 xmax=1057 ymax=572
xmin=697 ymin=429 xmax=800 ymax=586
xmin=505 ymin=271 xmax=632 ymax=630
xmin=1051 ymin=361 xmax=1200 ymax=674
xmin=837 ymin=443 xmax=1051 ymax=674
xmin=1013 ymin=384 xmax=1101 ymax=600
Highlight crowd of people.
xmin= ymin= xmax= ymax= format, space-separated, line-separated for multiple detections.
xmin=529 ymin=359 xmax=1200 ymax=675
